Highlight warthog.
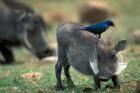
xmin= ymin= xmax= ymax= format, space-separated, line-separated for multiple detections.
xmin=0 ymin=1 xmax=53 ymax=64
xmin=1 ymin=0 xmax=34 ymax=13
xmin=55 ymin=22 xmax=127 ymax=90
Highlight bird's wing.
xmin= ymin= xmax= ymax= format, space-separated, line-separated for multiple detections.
xmin=96 ymin=23 xmax=107 ymax=29
xmin=87 ymin=24 xmax=106 ymax=30
xmin=85 ymin=25 xmax=97 ymax=30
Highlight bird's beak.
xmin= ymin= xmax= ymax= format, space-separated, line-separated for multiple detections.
xmin=112 ymin=23 xmax=115 ymax=27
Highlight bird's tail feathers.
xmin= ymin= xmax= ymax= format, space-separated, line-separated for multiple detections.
xmin=76 ymin=26 xmax=86 ymax=31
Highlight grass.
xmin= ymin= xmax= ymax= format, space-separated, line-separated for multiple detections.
xmin=0 ymin=0 xmax=140 ymax=93
xmin=0 ymin=59 xmax=140 ymax=93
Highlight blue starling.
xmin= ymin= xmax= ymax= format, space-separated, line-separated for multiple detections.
xmin=81 ymin=20 xmax=115 ymax=38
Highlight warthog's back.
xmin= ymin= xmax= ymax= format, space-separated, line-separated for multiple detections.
xmin=0 ymin=1 xmax=17 ymax=41
xmin=57 ymin=22 xmax=101 ymax=75
xmin=0 ymin=1 xmax=16 ymax=23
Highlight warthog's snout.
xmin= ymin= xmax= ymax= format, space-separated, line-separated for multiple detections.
xmin=36 ymin=49 xmax=54 ymax=59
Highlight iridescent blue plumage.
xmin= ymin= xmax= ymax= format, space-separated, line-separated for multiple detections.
xmin=81 ymin=20 xmax=114 ymax=38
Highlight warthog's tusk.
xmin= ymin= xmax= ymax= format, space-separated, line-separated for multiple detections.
xmin=114 ymin=62 xmax=127 ymax=75
xmin=89 ymin=59 xmax=99 ymax=75
xmin=41 ymin=56 xmax=58 ymax=62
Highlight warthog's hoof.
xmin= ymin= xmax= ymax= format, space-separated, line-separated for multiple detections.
xmin=55 ymin=86 xmax=64 ymax=91
xmin=105 ymin=85 xmax=114 ymax=89
xmin=83 ymin=87 xmax=92 ymax=93
xmin=105 ymin=85 xmax=120 ymax=89
xmin=0 ymin=60 xmax=14 ymax=65
xmin=94 ymin=85 xmax=101 ymax=90
xmin=94 ymin=87 xmax=100 ymax=91
xmin=67 ymin=80 xmax=75 ymax=88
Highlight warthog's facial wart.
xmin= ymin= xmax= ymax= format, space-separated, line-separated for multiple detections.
xmin=24 ymin=27 xmax=32 ymax=49
xmin=89 ymin=59 xmax=99 ymax=75
xmin=114 ymin=62 xmax=127 ymax=75
xmin=89 ymin=59 xmax=127 ymax=76
xmin=114 ymin=52 xmax=127 ymax=75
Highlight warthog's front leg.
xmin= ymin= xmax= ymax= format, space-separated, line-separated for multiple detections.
xmin=94 ymin=76 xmax=101 ymax=90
xmin=105 ymin=75 xmax=120 ymax=89
xmin=111 ymin=75 xmax=120 ymax=88
xmin=0 ymin=46 xmax=15 ymax=64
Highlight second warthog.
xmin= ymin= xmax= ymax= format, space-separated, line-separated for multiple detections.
xmin=55 ymin=22 xmax=127 ymax=90
xmin=0 ymin=1 xmax=53 ymax=64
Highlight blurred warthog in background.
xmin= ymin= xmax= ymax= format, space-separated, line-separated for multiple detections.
xmin=1 ymin=0 xmax=34 ymax=13
xmin=0 ymin=0 xmax=53 ymax=64
xmin=55 ymin=22 xmax=127 ymax=90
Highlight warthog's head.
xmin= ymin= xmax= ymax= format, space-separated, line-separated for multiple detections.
xmin=16 ymin=13 xmax=53 ymax=59
xmin=90 ymin=40 xmax=127 ymax=81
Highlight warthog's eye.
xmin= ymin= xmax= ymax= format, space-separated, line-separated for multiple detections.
xmin=30 ymin=20 xmax=41 ymax=31
xmin=34 ymin=20 xmax=40 ymax=26
xmin=111 ymin=54 xmax=116 ymax=57
xmin=110 ymin=50 xmax=116 ymax=57
xmin=110 ymin=53 xmax=116 ymax=58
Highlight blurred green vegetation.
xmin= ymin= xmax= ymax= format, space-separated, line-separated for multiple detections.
xmin=23 ymin=0 xmax=140 ymax=41
xmin=0 ymin=0 xmax=140 ymax=93
xmin=0 ymin=60 xmax=139 ymax=93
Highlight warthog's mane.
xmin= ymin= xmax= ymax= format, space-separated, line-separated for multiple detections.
xmin=98 ymin=39 xmax=115 ymax=53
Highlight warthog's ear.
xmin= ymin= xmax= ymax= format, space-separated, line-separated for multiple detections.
xmin=115 ymin=40 xmax=127 ymax=52
xmin=17 ymin=12 xmax=33 ymax=23
xmin=16 ymin=13 xmax=34 ymax=33
xmin=16 ymin=13 xmax=29 ymax=32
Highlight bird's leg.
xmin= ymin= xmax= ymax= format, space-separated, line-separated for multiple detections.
xmin=95 ymin=34 xmax=99 ymax=38
xmin=98 ymin=34 xmax=101 ymax=38
xmin=95 ymin=33 xmax=101 ymax=39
